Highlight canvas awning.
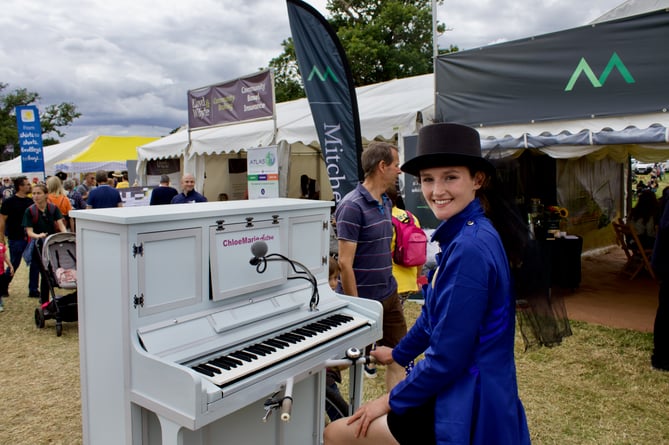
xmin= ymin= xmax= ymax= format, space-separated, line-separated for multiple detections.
xmin=56 ymin=135 xmax=158 ymax=173
xmin=137 ymin=74 xmax=435 ymax=161
xmin=0 ymin=135 xmax=96 ymax=177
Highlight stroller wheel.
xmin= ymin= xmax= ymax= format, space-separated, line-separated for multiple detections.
xmin=56 ymin=322 xmax=62 ymax=337
xmin=34 ymin=307 xmax=45 ymax=329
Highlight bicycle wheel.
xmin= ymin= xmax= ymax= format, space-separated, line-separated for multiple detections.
xmin=324 ymin=385 xmax=349 ymax=423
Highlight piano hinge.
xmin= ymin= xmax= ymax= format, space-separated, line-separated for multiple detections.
xmin=272 ymin=214 xmax=280 ymax=224
xmin=322 ymin=221 xmax=328 ymax=230
xmin=322 ymin=256 xmax=327 ymax=265
xmin=132 ymin=243 xmax=144 ymax=257
xmin=246 ymin=216 xmax=254 ymax=227
xmin=133 ymin=294 xmax=144 ymax=309
xmin=216 ymin=219 xmax=225 ymax=231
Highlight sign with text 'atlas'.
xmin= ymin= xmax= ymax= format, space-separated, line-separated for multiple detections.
xmin=187 ymin=70 xmax=274 ymax=129
xmin=15 ymin=105 xmax=45 ymax=174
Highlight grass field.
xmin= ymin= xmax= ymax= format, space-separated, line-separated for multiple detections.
xmin=1 ymin=266 xmax=668 ymax=444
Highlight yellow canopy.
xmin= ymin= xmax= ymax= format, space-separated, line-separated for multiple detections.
xmin=55 ymin=135 xmax=160 ymax=173
xmin=68 ymin=136 xmax=159 ymax=163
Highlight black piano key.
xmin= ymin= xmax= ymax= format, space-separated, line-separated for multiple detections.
xmin=276 ymin=334 xmax=299 ymax=344
xmin=304 ymin=323 xmax=327 ymax=333
xmin=331 ymin=314 xmax=354 ymax=323
xmin=230 ymin=351 xmax=257 ymax=362
xmin=319 ymin=318 xmax=340 ymax=327
xmin=245 ymin=345 xmax=268 ymax=356
xmin=210 ymin=358 xmax=233 ymax=370
xmin=311 ymin=322 xmax=333 ymax=331
xmin=264 ymin=338 xmax=289 ymax=349
xmin=284 ymin=332 xmax=306 ymax=341
xmin=254 ymin=343 xmax=276 ymax=353
xmin=199 ymin=363 xmax=222 ymax=374
xmin=221 ymin=356 xmax=244 ymax=366
xmin=294 ymin=328 xmax=317 ymax=337
xmin=325 ymin=317 xmax=343 ymax=327
xmin=192 ymin=365 xmax=215 ymax=377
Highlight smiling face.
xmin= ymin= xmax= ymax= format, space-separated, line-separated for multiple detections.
xmin=180 ymin=174 xmax=195 ymax=193
xmin=419 ymin=166 xmax=484 ymax=221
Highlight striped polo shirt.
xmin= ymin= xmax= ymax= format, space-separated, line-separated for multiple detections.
xmin=335 ymin=183 xmax=397 ymax=301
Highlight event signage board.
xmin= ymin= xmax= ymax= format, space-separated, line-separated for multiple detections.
xmin=247 ymin=146 xmax=279 ymax=199
xmin=15 ymin=105 xmax=45 ymax=174
xmin=187 ymin=70 xmax=274 ymax=129
xmin=287 ymin=0 xmax=363 ymax=204
xmin=436 ymin=10 xmax=669 ymax=126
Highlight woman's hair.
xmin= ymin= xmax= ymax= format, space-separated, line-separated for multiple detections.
xmin=46 ymin=176 xmax=66 ymax=196
xmin=63 ymin=179 xmax=75 ymax=191
xmin=473 ymin=161 xmax=531 ymax=267
xmin=32 ymin=183 xmax=48 ymax=195
xmin=631 ymin=189 xmax=659 ymax=224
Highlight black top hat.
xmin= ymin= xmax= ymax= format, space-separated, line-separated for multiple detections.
xmin=401 ymin=123 xmax=494 ymax=177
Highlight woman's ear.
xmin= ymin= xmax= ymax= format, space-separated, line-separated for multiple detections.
xmin=473 ymin=171 xmax=486 ymax=189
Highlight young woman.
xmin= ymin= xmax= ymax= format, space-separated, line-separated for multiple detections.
xmin=46 ymin=176 xmax=74 ymax=232
xmin=323 ymin=123 xmax=531 ymax=445
xmin=22 ymin=183 xmax=67 ymax=304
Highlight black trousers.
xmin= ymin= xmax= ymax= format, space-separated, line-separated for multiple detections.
xmin=653 ymin=280 xmax=669 ymax=370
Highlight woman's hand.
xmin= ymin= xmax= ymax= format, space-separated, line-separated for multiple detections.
xmin=371 ymin=346 xmax=394 ymax=365
xmin=346 ymin=393 xmax=391 ymax=438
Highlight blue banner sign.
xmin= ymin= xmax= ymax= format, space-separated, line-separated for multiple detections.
xmin=16 ymin=105 xmax=45 ymax=174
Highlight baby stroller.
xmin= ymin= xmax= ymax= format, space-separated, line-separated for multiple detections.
xmin=34 ymin=232 xmax=78 ymax=336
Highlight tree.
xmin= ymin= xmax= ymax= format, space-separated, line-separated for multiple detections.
xmin=0 ymin=83 xmax=81 ymax=158
xmin=268 ymin=0 xmax=449 ymax=101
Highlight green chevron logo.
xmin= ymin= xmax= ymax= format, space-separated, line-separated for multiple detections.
xmin=565 ymin=52 xmax=635 ymax=91
xmin=307 ymin=66 xmax=339 ymax=82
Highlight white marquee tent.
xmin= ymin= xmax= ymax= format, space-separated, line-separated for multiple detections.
xmin=0 ymin=135 xmax=96 ymax=179
xmin=136 ymin=74 xmax=435 ymax=196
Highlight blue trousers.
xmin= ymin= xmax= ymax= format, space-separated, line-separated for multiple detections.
xmin=2 ymin=238 xmax=40 ymax=294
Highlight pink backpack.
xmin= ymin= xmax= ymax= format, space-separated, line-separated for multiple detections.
xmin=392 ymin=210 xmax=428 ymax=267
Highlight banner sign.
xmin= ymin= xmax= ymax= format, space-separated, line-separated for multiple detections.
xmin=247 ymin=146 xmax=279 ymax=199
xmin=436 ymin=10 xmax=669 ymax=126
xmin=15 ymin=105 xmax=45 ymax=174
xmin=187 ymin=70 xmax=274 ymax=129
xmin=287 ymin=0 xmax=363 ymax=204
xmin=119 ymin=186 xmax=151 ymax=207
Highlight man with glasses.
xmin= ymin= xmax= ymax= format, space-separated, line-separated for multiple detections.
xmin=0 ymin=177 xmax=14 ymax=203
xmin=0 ymin=177 xmax=40 ymax=298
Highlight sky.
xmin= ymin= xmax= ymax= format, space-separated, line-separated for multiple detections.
xmin=0 ymin=0 xmax=627 ymax=143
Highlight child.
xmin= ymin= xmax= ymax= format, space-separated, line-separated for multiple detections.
xmin=328 ymin=255 xmax=339 ymax=291
xmin=0 ymin=241 xmax=14 ymax=312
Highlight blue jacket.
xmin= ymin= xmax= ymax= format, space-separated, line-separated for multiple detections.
xmin=171 ymin=190 xmax=207 ymax=204
xmin=390 ymin=199 xmax=531 ymax=445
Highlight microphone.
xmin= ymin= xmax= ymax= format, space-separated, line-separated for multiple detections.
xmin=250 ymin=241 xmax=269 ymax=265
xmin=248 ymin=240 xmax=320 ymax=311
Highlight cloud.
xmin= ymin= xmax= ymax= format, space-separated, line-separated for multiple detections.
xmin=0 ymin=0 xmax=620 ymax=142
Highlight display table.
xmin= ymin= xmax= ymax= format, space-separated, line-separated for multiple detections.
xmin=544 ymin=236 xmax=583 ymax=289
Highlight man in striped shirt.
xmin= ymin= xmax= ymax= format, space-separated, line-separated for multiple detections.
xmin=335 ymin=141 xmax=407 ymax=391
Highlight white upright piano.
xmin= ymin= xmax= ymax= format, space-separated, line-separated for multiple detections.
xmin=74 ymin=198 xmax=382 ymax=445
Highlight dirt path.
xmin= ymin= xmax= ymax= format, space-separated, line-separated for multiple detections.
xmin=560 ymin=247 xmax=658 ymax=333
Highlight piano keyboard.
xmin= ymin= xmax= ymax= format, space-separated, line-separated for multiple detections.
xmin=189 ymin=313 xmax=368 ymax=388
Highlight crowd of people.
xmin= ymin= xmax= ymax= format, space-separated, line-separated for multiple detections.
xmin=0 ymin=170 xmax=207 ymax=312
